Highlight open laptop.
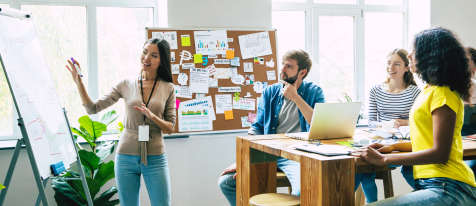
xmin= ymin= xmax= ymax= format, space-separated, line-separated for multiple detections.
xmin=286 ymin=102 xmax=361 ymax=140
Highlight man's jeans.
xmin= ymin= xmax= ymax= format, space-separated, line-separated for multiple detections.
xmin=367 ymin=177 xmax=476 ymax=206
xmin=218 ymin=158 xmax=300 ymax=206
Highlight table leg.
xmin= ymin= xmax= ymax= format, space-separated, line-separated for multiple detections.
xmin=300 ymin=156 xmax=355 ymax=206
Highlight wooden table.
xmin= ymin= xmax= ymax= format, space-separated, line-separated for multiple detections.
xmin=236 ymin=132 xmax=476 ymax=206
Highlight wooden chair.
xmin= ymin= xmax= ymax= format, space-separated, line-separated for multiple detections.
xmin=276 ymin=171 xmax=292 ymax=194
xmin=249 ymin=193 xmax=300 ymax=206
xmin=355 ymin=168 xmax=395 ymax=206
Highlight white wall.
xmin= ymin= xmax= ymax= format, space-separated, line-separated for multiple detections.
xmin=431 ymin=0 xmax=476 ymax=47
xmin=168 ymin=0 xmax=272 ymax=29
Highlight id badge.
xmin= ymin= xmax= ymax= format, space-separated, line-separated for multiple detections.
xmin=138 ymin=125 xmax=149 ymax=142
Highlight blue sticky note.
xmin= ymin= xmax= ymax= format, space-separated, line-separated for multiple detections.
xmin=230 ymin=57 xmax=240 ymax=66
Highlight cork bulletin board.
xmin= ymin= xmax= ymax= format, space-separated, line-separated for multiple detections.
xmin=146 ymin=28 xmax=278 ymax=134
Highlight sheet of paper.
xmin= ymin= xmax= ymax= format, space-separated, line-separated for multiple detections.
xmin=224 ymin=110 xmax=234 ymax=120
xmin=190 ymin=68 xmax=209 ymax=94
xmin=218 ymin=87 xmax=241 ymax=93
xmin=245 ymin=74 xmax=254 ymax=85
xmin=174 ymin=85 xmax=192 ymax=98
xmin=209 ymin=77 xmax=218 ymax=88
xmin=194 ymin=30 xmax=228 ymax=55
xmin=194 ymin=54 xmax=203 ymax=63
xmin=171 ymin=52 xmax=175 ymax=62
xmin=241 ymin=116 xmax=251 ymax=127
xmin=231 ymin=74 xmax=245 ymax=85
xmin=244 ymin=62 xmax=253 ymax=73
xmin=181 ymin=34 xmax=191 ymax=46
xmin=266 ymin=70 xmax=276 ymax=80
xmin=178 ymin=73 xmax=188 ymax=86
xmin=171 ymin=64 xmax=180 ymax=74
xmin=233 ymin=97 xmax=256 ymax=111
xmin=152 ymin=31 xmax=178 ymax=50
xmin=214 ymin=59 xmax=230 ymax=64
xmin=266 ymin=58 xmax=275 ymax=68
xmin=230 ymin=57 xmax=240 ymax=66
xmin=226 ymin=49 xmax=234 ymax=59
xmin=178 ymin=99 xmax=213 ymax=132
xmin=197 ymin=96 xmax=216 ymax=120
xmin=215 ymin=68 xmax=231 ymax=79
xmin=238 ymin=31 xmax=272 ymax=59
xmin=215 ymin=94 xmax=232 ymax=114
xmin=182 ymin=63 xmax=194 ymax=70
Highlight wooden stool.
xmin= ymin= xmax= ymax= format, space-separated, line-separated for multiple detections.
xmin=276 ymin=171 xmax=292 ymax=194
xmin=249 ymin=193 xmax=300 ymax=206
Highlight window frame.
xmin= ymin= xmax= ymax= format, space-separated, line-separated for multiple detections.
xmin=272 ymin=0 xmax=409 ymax=102
xmin=0 ymin=0 xmax=162 ymax=140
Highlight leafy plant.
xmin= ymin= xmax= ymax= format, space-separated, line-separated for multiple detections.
xmin=52 ymin=110 xmax=123 ymax=206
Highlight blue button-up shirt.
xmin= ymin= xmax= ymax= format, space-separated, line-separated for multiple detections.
xmin=250 ymin=81 xmax=325 ymax=135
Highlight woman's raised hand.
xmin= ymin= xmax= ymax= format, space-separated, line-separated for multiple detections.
xmin=65 ymin=58 xmax=82 ymax=84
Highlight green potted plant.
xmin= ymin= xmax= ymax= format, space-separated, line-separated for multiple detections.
xmin=52 ymin=110 xmax=123 ymax=206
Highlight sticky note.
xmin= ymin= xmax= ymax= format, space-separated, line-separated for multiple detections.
xmin=233 ymin=92 xmax=240 ymax=101
xmin=176 ymin=99 xmax=180 ymax=110
xmin=181 ymin=35 xmax=191 ymax=46
xmin=226 ymin=49 xmax=234 ymax=59
xmin=194 ymin=54 xmax=203 ymax=63
xmin=225 ymin=110 xmax=234 ymax=120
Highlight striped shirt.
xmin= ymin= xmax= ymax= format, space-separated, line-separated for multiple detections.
xmin=368 ymin=84 xmax=421 ymax=122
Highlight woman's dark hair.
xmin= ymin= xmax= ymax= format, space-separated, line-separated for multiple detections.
xmin=469 ymin=47 xmax=476 ymax=65
xmin=385 ymin=48 xmax=417 ymax=87
xmin=144 ymin=38 xmax=173 ymax=83
xmin=413 ymin=27 xmax=471 ymax=101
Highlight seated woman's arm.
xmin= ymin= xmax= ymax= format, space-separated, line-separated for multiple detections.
xmin=361 ymin=105 xmax=455 ymax=166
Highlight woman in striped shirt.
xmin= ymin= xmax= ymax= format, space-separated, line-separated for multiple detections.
xmin=356 ymin=49 xmax=420 ymax=203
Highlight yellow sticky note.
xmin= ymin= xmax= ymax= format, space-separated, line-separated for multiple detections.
xmin=224 ymin=110 xmax=234 ymax=120
xmin=194 ymin=54 xmax=203 ymax=63
xmin=226 ymin=49 xmax=234 ymax=59
xmin=181 ymin=35 xmax=191 ymax=46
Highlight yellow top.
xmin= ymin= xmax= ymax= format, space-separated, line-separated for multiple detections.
xmin=410 ymin=85 xmax=476 ymax=187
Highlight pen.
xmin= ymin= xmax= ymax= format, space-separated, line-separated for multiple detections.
xmin=70 ymin=57 xmax=83 ymax=77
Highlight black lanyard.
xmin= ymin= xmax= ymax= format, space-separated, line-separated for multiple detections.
xmin=140 ymin=77 xmax=158 ymax=122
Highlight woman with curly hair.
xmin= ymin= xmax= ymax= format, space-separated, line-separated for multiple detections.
xmin=358 ymin=27 xmax=476 ymax=205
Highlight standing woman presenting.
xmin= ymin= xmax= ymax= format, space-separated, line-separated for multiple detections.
xmin=67 ymin=38 xmax=176 ymax=206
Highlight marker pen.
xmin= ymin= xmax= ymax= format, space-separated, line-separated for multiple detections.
xmin=70 ymin=57 xmax=83 ymax=77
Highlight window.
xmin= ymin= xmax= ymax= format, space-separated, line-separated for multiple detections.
xmin=0 ymin=1 xmax=159 ymax=140
xmin=317 ymin=16 xmax=355 ymax=102
xmin=272 ymin=0 xmax=430 ymax=106
xmin=97 ymin=7 xmax=153 ymax=121
xmin=364 ymin=12 xmax=403 ymax=104
xmin=272 ymin=11 xmax=305 ymax=70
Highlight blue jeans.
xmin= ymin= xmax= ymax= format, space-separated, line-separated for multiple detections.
xmin=355 ymin=173 xmax=378 ymax=203
xmin=354 ymin=166 xmax=414 ymax=203
xmin=218 ymin=157 xmax=300 ymax=206
xmin=367 ymin=177 xmax=476 ymax=206
xmin=115 ymin=154 xmax=171 ymax=206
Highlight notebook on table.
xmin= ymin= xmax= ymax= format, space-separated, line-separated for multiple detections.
xmin=294 ymin=144 xmax=352 ymax=156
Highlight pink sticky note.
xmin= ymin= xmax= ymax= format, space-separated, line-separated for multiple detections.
xmin=176 ymin=99 xmax=180 ymax=110
xmin=248 ymin=112 xmax=257 ymax=123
